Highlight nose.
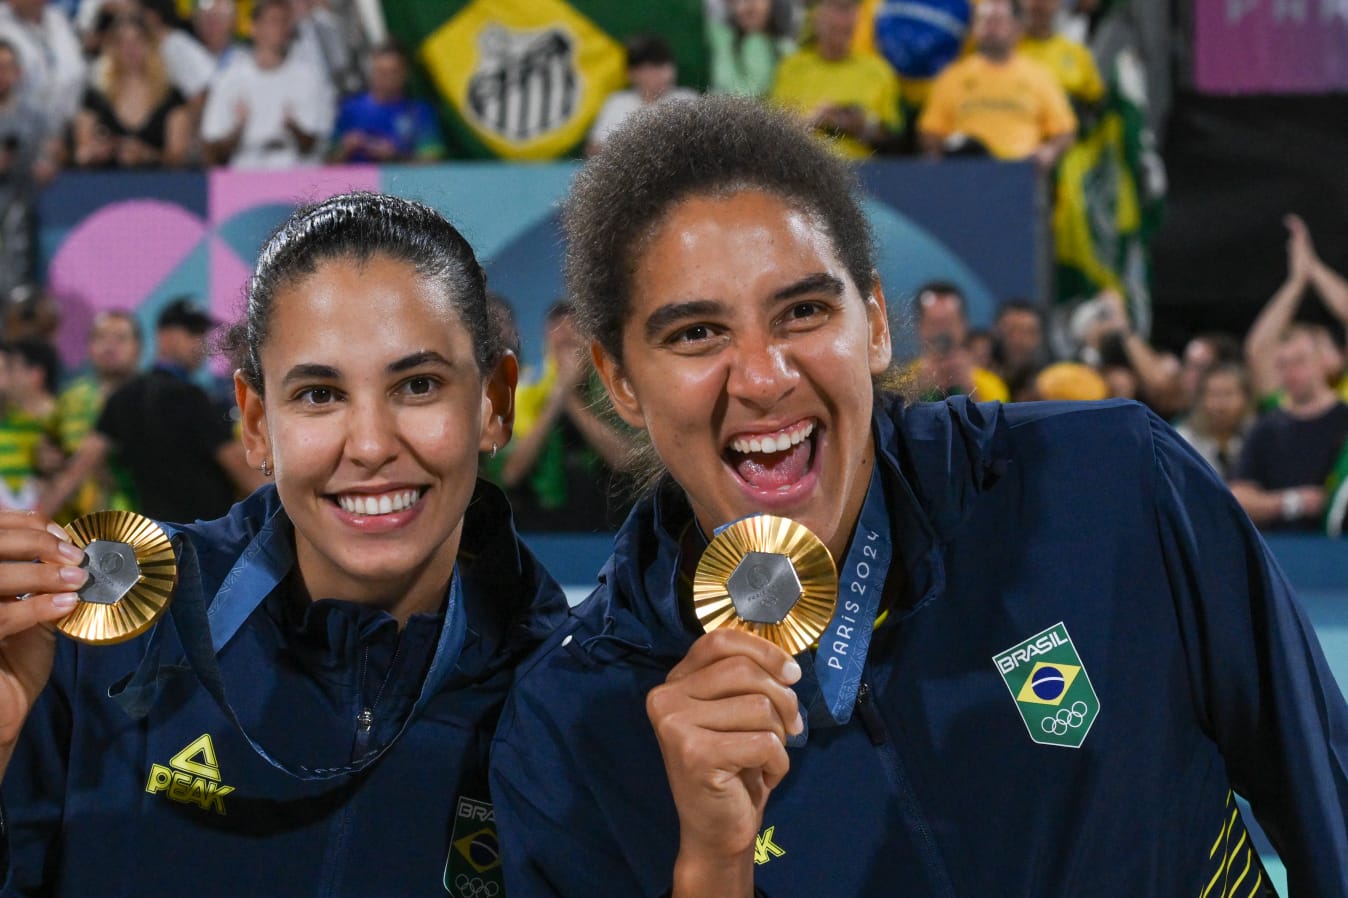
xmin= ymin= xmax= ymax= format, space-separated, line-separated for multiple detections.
xmin=726 ymin=333 xmax=798 ymax=410
xmin=345 ymin=397 xmax=400 ymax=471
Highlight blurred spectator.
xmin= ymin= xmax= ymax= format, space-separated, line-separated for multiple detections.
xmin=1175 ymin=361 xmax=1254 ymax=483
xmin=992 ymin=298 xmax=1048 ymax=382
xmin=919 ymin=0 xmax=1075 ymax=169
xmin=908 ymin=281 xmax=1010 ymax=402
xmin=329 ymin=43 xmax=445 ymax=164
xmin=587 ymin=34 xmax=696 ymax=156
xmin=40 ymin=297 xmax=264 ymax=522
xmin=0 ymin=337 xmax=61 ymax=510
xmin=1245 ymin=214 xmax=1348 ymax=406
xmin=1076 ymin=289 xmax=1186 ymax=417
xmin=1230 ymin=325 xmax=1348 ymax=532
xmin=0 ymin=0 xmax=85 ymax=130
xmin=965 ymin=327 xmax=994 ymax=373
xmin=1034 ymin=360 xmax=1107 ymax=401
xmin=52 ymin=309 xmax=140 ymax=515
xmin=1018 ymin=0 xmax=1103 ymax=110
xmin=1177 ymin=331 xmax=1240 ymax=417
xmin=706 ymin=0 xmax=796 ymax=99
xmin=770 ymin=0 xmax=901 ymax=159
xmin=497 ymin=301 xmax=631 ymax=532
xmin=73 ymin=13 xmax=190 ymax=168
xmin=192 ymin=0 xmax=239 ymax=69
xmin=288 ymin=0 xmax=362 ymax=97
xmin=200 ymin=0 xmax=334 ymax=168
xmin=0 ymin=39 xmax=57 ymax=307
xmin=138 ymin=0 xmax=214 ymax=116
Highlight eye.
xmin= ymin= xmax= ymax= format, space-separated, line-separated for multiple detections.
xmin=297 ymin=386 xmax=336 ymax=405
xmin=779 ymin=301 xmax=829 ymax=330
xmin=397 ymin=375 xmax=442 ymax=398
xmin=672 ymin=324 xmax=713 ymax=344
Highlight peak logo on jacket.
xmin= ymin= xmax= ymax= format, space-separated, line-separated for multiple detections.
xmin=993 ymin=622 xmax=1101 ymax=748
xmin=144 ymin=734 xmax=235 ymax=815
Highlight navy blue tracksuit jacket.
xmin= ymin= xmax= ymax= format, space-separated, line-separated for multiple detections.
xmin=492 ymin=398 xmax=1348 ymax=897
xmin=2 ymin=482 xmax=567 ymax=897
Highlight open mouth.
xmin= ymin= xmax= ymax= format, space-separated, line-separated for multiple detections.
xmin=331 ymin=487 xmax=427 ymax=517
xmin=723 ymin=419 xmax=817 ymax=493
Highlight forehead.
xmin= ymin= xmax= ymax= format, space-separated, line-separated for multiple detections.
xmin=263 ymin=255 xmax=470 ymax=365
xmin=633 ymin=190 xmax=848 ymax=302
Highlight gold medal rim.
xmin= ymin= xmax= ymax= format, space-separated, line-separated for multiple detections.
xmin=692 ymin=515 xmax=838 ymax=656
xmin=56 ymin=511 xmax=177 ymax=645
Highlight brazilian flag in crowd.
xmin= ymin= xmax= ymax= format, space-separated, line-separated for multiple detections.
xmin=1052 ymin=41 xmax=1166 ymax=335
xmin=382 ymin=0 xmax=706 ymax=160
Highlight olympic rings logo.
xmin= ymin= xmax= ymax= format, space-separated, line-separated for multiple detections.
xmin=454 ymin=874 xmax=500 ymax=898
xmin=1040 ymin=701 xmax=1090 ymax=736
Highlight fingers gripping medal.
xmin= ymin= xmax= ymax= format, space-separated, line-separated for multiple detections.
xmin=56 ymin=511 xmax=177 ymax=644
xmin=693 ymin=515 xmax=837 ymax=656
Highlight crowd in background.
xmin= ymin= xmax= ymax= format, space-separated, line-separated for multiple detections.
xmin=0 ymin=0 xmax=1342 ymax=538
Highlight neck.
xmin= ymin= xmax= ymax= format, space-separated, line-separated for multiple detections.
xmin=97 ymin=370 xmax=133 ymax=395
xmin=1026 ymin=23 xmax=1053 ymax=39
xmin=1285 ymin=388 xmax=1336 ymax=419
xmin=980 ymin=45 xmax=1013 ymax=63
xmin=294 ymin=522 xmax=463 ymax=628
xmin=254 ymin=46 xmax=285 ymax=69
xmin=817 ymin=41 xmax=848 ymax=62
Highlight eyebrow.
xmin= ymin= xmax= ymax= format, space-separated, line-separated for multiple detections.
xmin=641 ymin=273 xmax=847 ymax=342
xmin=280 ymin=352 xmax=455 ymax=387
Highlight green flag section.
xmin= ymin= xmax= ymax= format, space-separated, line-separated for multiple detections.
xmin=383 ymin=0 xmax=707 ymax=160
xmin=1052 ymin=46 xmax=1165 ymax=335
xmin=993 ymin=622 xmax=1101 ymax=749
xmin=1325 ymin=437 xmax=1348 ymax=538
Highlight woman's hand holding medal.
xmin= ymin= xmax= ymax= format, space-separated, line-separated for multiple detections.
xmin=0 ymin=510 xmax=86 ymax=775
xmin=647 ymin=627 xmax=804 ymax=898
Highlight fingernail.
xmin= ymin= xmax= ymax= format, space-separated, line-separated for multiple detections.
xmin=782 ymin=659 xmax=801 ymax=683
xmin=789 ymin=711 xmax=804 ymax=735
xmin=59 ymin=565 xmax=87 ymax=586
xmin=46 ymin=523 xmax=71 ymax=542
xmin=51 ymin=593 xmax=78 ymax=611
xmin=57 ymin=541 xmax=84 ymax=564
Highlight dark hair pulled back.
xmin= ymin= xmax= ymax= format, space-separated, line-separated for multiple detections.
xmin=230 ymin=192 xmax=494 ymax=392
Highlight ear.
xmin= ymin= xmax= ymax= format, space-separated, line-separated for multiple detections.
xmin=479 ymin=351 xmax=518 ymax=453
xmin=235 ymin=369 xmax=271 ymax=469
xmin=865 ymin=273 xmax=893 ymax=376
xmin=591 ymin=340 xmax=647 ymax=431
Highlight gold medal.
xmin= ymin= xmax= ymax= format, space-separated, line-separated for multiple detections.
xmin=692 ymin=515 xmax=837 ymax=655
xmin=56 ymin=511 xmax=177 ymax=645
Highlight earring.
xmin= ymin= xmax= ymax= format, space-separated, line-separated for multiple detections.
xmin=490 ymin=443 xmax=498 ymax=459
xmin=260 ymin=458 xmax=272 ymax=477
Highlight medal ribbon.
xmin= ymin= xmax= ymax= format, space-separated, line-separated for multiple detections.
xmin=812 ymin=462 xmax=891 ymax=725
xmin=111 ymin=506 xmax=468 ymax=782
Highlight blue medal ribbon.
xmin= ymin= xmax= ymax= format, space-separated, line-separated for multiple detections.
xmin=812 ymin=462 xmax=891 ymax=725
xmin=110 ymin=505 xmax=468 ymax=782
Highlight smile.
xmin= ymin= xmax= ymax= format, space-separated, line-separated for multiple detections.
xmin=729 ymin=420 xmax=815 ymax=455
xmin=334 ymin=488 xmax=426 ymax=517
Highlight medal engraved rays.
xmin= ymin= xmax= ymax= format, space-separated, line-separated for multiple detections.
xmin=56 ymin=511 xmax=177 ymax=644
xmin=693 ymin=514 xmax=838 ymax=655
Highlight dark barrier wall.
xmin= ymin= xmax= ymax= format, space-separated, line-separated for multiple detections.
xmin=37 ymin=159 xmax=1045 ymax=373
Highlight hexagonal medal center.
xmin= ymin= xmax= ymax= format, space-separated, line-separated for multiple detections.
xmin=79 ymin=540 xmax=142 ymax=605
xmin=726 ymin=552 xmax=802 ymax=624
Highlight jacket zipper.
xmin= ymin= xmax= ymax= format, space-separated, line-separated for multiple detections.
xmin=856 ymin=681 xmax=958 ymax=898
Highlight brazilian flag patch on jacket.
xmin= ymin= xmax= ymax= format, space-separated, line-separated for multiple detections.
xmin=444 ymin=797 xmax=504 ymax=896
xmin=993 ymin=622 xmax=1101 ymax=748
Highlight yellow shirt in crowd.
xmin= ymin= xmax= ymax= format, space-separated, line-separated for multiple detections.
xmin=918 ymin=53 xmax=1076 ymax=159
xmin=771 ymin=47 xmax=902 ymax=159
xmin=1017 ymin=33 xmax=1105 ymax=105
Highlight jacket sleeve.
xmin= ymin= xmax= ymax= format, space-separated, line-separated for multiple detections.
xmin=1149 ymin=412 xmax=1348 ymax=896
xmin=0 ymin=641 xmax=76 ymax=897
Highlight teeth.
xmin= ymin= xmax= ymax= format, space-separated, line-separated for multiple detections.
xmin=730 ymin=421 xmax=815 ymax=455
xmin=337 ymin=489 xmax=421 ymax=516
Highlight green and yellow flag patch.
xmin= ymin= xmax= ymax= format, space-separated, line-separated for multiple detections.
xmin=993 ymin=622 xmax=1100 ymax=748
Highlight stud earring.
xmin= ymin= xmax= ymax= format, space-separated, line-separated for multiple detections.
xmin=260 ymin=458 xmax=272 ymax=477
xmin=490 ymin=443 xmax=498 ymax=459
